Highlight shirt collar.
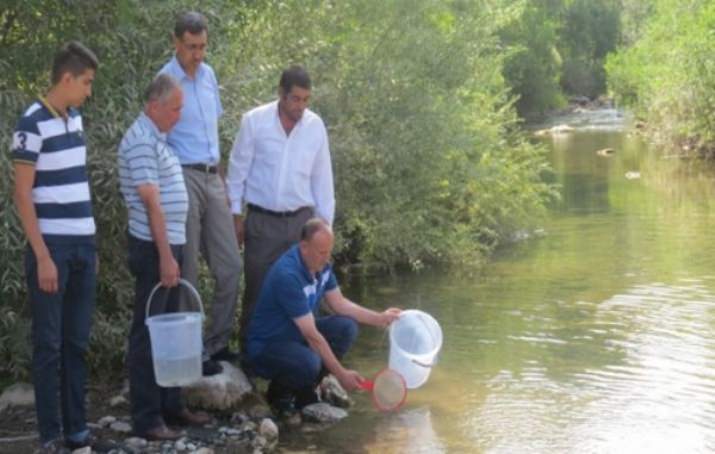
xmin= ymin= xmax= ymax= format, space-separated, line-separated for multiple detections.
xmin=168 ymin=55 xmax=204 ymax=81
xmin=138 ymin=112 xmax=166 ymax=141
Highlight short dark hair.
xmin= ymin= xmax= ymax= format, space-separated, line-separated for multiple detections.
xmin=51 ymin=41 xmax=98 ymax=85
xmin=144 ymin=74 xmax=180 ymax=103
xmin=174 ymin=11 xmax=208 ymax=38
xmin=279 ymin=65 xmax=312 ymax=93
xmin=300 ymin=218 xmax=332 ymax=242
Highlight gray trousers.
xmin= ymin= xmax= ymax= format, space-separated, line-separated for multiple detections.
xmin=238 ymin=206 xmax=313 ymax=346
xmin=182 ymin=168 xmax=242 ymax=356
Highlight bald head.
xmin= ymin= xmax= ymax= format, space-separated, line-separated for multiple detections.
xmin=299 ymin=218 xmax=334 ymax=273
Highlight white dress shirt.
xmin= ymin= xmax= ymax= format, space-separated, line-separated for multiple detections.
xmin=227 ymin=100 xmax=335 ymax=225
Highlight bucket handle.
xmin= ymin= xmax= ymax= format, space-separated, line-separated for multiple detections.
xmin=145 ymin=278 xmax=205 ymax=320
xmin=411 ymin=358 xmax=437 ymax=368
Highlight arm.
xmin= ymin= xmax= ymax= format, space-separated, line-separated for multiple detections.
xmin=293 ymin=313 xmax=364 ymax=391
xmin=136 ymin=184 xmax=179 ymax=287
xmin=227 ymin=114 xmax=255 ymax=246
xmin=311 ymin=124 xmax=335 ymax=225
xmin=324 ymin=288 xmax=401 ymax=327
xmin=13 ymin=163 xmax=57 ymax=293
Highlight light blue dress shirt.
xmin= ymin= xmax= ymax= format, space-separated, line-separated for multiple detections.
xmin=159 ymin=56 xmax=223 ymax=165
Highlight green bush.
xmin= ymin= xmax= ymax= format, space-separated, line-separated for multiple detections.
xmin=0 ymin=0 xmax=556 ymax=381
xmin=606 ymin=0 xmax=715 ymax=155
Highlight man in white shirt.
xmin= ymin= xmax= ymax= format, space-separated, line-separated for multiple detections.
xmin=227 ymin=66 xmax=335 ymax=349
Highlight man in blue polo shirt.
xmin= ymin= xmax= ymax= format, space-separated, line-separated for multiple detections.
xmin=12 ymin=41 xmax=98 ymax=453
xmin=159 ymin=11 xmax=241 ymax=374
xmin=246 ymin=218 xmax=401 ymax=411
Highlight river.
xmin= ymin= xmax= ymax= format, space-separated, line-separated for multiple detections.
xmin=281 ymin=108 xmax=715 ymax=453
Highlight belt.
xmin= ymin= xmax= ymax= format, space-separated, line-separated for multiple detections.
xmin=247 ymin=203 xmax=308 ymax=218
xmin=182 ymin=163 xmax=218 ymax=174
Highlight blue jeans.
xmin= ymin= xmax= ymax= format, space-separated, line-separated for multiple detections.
xmin=126 ymin=235 xmax=184 ymax=434
xmin=25 ymin=240 xmax=96 ymax=443
xmin=250 ymin=315 xmax=359 ymax=390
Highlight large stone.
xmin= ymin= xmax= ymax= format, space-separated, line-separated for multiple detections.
xmin=183 ymin=361 xmax=253 ymax=410
xmin=258 ymin=418 xmax=279 ymax=441
xmin=0 ymin=383 xmax=34 ymax=412
xmin=110 ymin=420 xmax=132 ymax=433
xmin=318 ymin=375 xmax=351 ymax=408
xmin=301 ymin=403 xmax=348 ymax=424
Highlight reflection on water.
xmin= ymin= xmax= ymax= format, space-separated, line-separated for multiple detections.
xmin=281 ymin=110 xmax=715 ymax=453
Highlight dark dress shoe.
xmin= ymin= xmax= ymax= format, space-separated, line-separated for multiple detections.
xmin=142 ymin=425 xmax=182 ymax=441
xmin=166 ymin=408 xmax=211 ymax=427
xmin=210 ymin=347 xmax=241 ymax=362
xmin=202 ymin=359 xmax=223 ymax=376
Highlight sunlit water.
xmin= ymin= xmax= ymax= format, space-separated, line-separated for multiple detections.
xmin=281 ymin=109 xmax=715 ymax=453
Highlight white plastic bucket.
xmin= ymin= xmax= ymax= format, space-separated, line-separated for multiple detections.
xmin=389 ymin=309 xmax=443 ymax=389
xmin=145 ymin=279 xmax=204 ymax=387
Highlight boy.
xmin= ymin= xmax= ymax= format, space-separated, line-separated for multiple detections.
xmin=12 ymin=41 xmax=98 ymax=453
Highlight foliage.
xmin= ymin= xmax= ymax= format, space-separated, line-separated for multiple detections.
xmin=499 ymin=0 xmax=566 ymax=116
xmin=499 ymin=0 xmax=622 ymax=115
xmin=0 ymin=0 xmax=556 ymax=379
xmin=606 ymin=0 xmax=715 ymax=155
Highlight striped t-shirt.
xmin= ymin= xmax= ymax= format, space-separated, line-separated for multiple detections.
xmin=11 ymin=99 xmax=96 ymax=242
xmin=118 ymin=112 xmax=188 ymax=245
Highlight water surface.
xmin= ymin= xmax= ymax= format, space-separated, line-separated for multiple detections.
xmin=282 ymin=109 xmax=715 ymax=453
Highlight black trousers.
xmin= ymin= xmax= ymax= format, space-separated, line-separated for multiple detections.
xmin=126 ymin=235 xmax=184 ymax=434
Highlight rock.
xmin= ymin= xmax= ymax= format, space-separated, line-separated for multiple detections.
xmin=98 ymin=415 xmax=117 ymax=427
xmin=301 ymin=403 xmax=348 ymax=423
xmin=124 ymin=437 xmax=147 ymax=449
xmin=246 ymin=403 xmax=272 ymax=420
xmin=0 ymin=383 xmax=34 ymax=412
xmin=176 ymin=439 xmax=187 ymax=451
xmin=596 ymin=147 xmax=615 ymax=157
xmin=318 ymin=375 xmax=351 ymax=408
xmin=251 ymin=435 xmax=267 ymax=453
xmin=109 ymin=395 xmax=128 ymax=407
xmin=569 ymin=95 xmax=591 ymax=106
xmin=183 ymin=361 xmax=253 ymax=410
xmin=192 ymin=448 xmax=213 ymax=454
xmin=110 ymin=420 xmax=132 ymax=433
xmin=258 ymin=418 xmax=279 ymax=441
xmin=70 ymin=447 xmax=91 ymax=454
xmin=282 ymin=412 xmax=302 ymax=427
xmin=230 ymin=411 xmax=250 ymax=425
xmin=550 ymin=124 xmax=575 ymax=134
xmin=625 ymin=171 xmax=641 ymax=180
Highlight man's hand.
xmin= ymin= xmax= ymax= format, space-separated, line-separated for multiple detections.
xmin=159 ymin=254 xmax=180 ymax=287
xmin=233 ymin=215 xmax=245 ymax=247
xmin=37 ymin=255 xmax=58 ymax=293
xmin=378 ymin=307 xmax=402 ymax=327
xmin=336 ymin=369 xmax=365 ymax=391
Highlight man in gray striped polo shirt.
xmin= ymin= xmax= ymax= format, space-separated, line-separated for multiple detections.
xmin=118 ymin=74 xmax=209 ymax=441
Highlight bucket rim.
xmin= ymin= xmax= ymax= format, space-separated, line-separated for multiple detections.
xmin=389 ymin=309 xmax=443 ymax=357
xmin=145 ymin=311 xmax=203 ymax=326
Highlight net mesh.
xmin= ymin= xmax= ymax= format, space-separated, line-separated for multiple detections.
xmin=372 ymin=369 xmax=407 ymax=411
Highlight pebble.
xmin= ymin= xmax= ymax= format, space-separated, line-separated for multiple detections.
xmin=110 ymin=420 xmax=132 ymax=433
xmin=176 ymin=440 xmax=186 ymax=451
xmin=259 ymin=418 xmax=279 ymax=441
xmin=98 ymin=415 xmax=117 ymax=427
xmin=110 ymin=395 xmax=128 ymax=407
xmin=124 ymin=437 xmax=148 ymax=449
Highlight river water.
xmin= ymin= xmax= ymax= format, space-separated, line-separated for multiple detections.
xmin=282 ymin=109 xmax=715 ymax=453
